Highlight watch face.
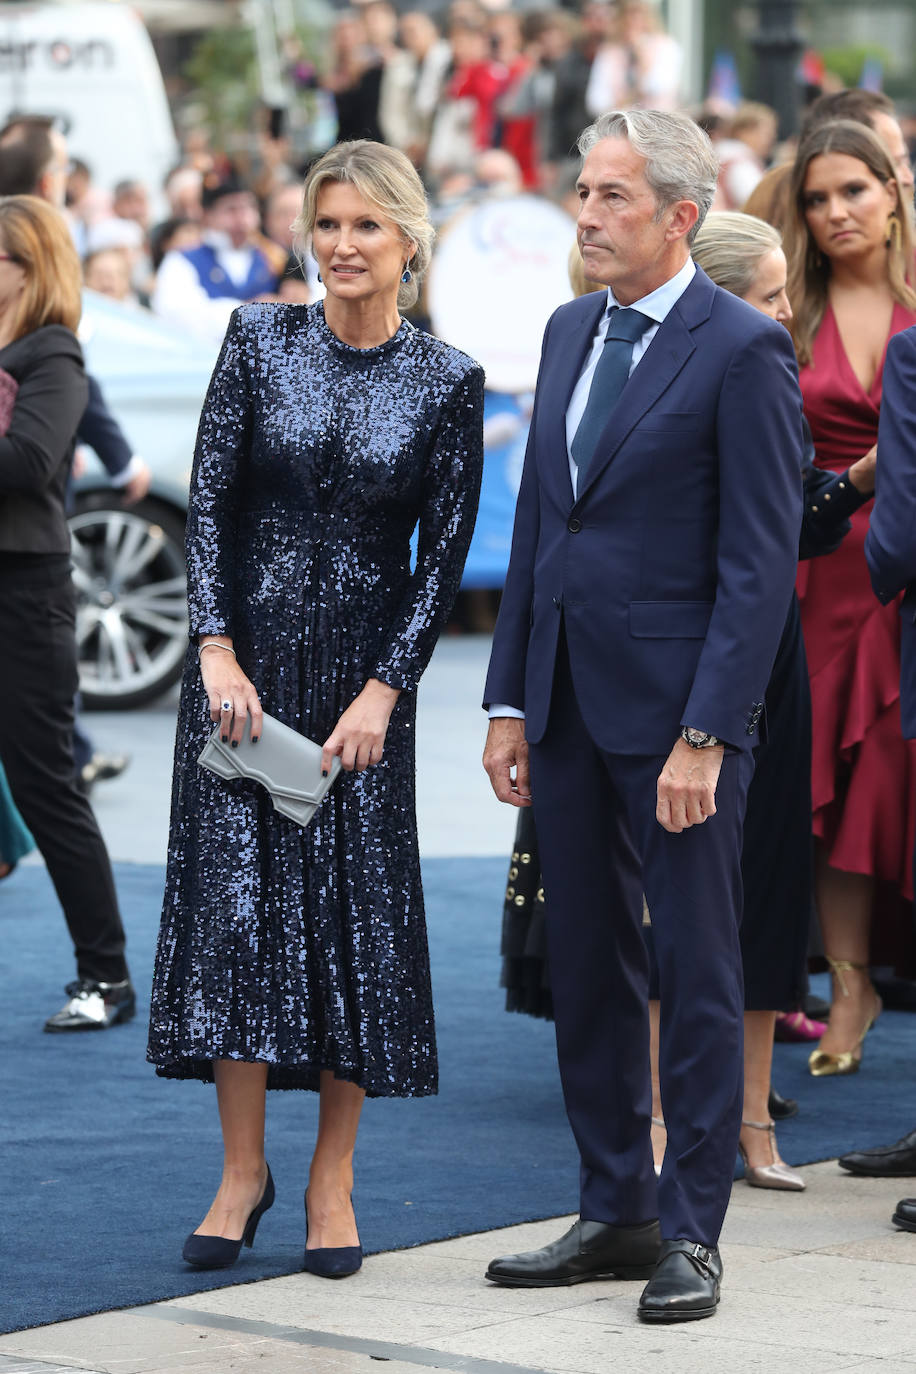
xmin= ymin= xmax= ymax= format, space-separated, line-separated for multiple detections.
xmin=684 ymin=727 xmax=716 ymax=747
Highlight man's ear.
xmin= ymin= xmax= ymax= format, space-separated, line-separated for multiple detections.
xmin=666 ymin=199 xmax=700 ymax=244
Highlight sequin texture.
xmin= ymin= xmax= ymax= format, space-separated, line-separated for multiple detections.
xmin=147 ymin=302 xmax=484 ymax=1095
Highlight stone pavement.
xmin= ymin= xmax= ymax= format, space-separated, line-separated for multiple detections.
xmin=0 ymin=1166 xmax=914 ymax=1373
xmin=6 ymin=635 xmax=915 ymax=1371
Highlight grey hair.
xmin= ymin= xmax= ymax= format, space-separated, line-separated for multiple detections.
xmin=577 ymin=109 xmax=719 ymax=245
xmin=691 ymin=211 xmax=782 ymax=298
xmin=293 ymin=140 xmax=434 ymax=308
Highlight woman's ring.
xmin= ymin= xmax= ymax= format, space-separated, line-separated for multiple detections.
xmin=221 ymin=700 xmax=232 ymax=713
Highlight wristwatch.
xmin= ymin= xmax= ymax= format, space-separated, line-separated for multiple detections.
xmin=681 ymin=726 xmax=720 ymax=749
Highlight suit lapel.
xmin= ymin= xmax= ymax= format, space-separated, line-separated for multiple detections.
xmin=542 ymin=294 xmax=606 ymax=506
xmin=574 ymin=268 xmax=716 ymax=505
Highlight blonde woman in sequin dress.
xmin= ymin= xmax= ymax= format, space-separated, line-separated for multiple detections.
xmin=148 ymin=142 xmax=484 ymax=1278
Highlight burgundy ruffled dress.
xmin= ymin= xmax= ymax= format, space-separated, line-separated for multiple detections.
xmin=797 ymin=301 xmax=916 ymax=918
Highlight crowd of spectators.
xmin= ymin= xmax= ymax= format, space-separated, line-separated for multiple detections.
xmin=51 ymin=0 xmax=691 ymax=340
xmin=50 ymin=0 xmax=916 ymax=358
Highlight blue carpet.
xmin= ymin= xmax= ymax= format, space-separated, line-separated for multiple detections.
xmin=1 ymin=859 xmax=914 ymax=1335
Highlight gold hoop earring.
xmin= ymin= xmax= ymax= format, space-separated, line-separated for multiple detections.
xmin=886 ymin=212 xmax=903 ymax=253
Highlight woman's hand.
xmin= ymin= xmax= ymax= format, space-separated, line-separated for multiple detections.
xmin=848 ymin=444 xmax=877 ymax=496
xmin=199 ymin=638 xmax=263 ymax=747
xmin=322 ymin=679 xmax=401 ymax=774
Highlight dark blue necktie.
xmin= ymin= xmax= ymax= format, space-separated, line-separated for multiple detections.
xmin=571 ymin=307 xmax=651 ymax=485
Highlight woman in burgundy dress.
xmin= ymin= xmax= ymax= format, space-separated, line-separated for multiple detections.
xmin=784 ymin=119 xmax=916 ymax=1075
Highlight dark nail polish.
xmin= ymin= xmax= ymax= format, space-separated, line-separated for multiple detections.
xmin=221 ymin=735 xmax=228 ymax=743
xmin=321 ymin=769 xmax=328 ymax=778
xmin=251 ymin=736 xmax=259 ymax=744
xmin=230 ymin=740 xmax=238 ymax=749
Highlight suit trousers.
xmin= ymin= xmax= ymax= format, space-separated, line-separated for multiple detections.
xmin=0 ymin=556 xmax=129 ymax=984
xmin=528 ymin=629 xmax=752 ymax=1246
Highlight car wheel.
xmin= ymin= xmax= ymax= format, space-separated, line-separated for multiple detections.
xmin=69 ymin=496 xmax=188 ymax=710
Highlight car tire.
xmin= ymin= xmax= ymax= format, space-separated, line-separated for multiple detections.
xmin=69 ymin=494 xmax=189 ymax=711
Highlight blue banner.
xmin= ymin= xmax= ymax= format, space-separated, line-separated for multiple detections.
xmin=461 ymin=390 xmax=533 ymax=589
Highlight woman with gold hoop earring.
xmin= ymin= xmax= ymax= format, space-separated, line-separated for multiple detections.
xmin=783 ymin=119 xmax=916 ymax=1077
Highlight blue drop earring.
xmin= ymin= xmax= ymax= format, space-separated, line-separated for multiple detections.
xmin=401 ymin=266 xmax=412 ymax=284
xmin=317 ymin=271 xmax=322 ymax=283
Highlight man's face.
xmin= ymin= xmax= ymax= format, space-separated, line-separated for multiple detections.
xmin=206 ymin=192 xmax=259 ymax=247
xmin=115 ymin=184 xmax=150 ymax=229
xmin=576 ymin=137 xmax=679 ymax=302
xmin=871 ymin=110 xmax=915 ymax=194
xmin=265 ymin=184 xmax=303 ymax=249
xmin=44 ymin=128 xmax=69 ymax=209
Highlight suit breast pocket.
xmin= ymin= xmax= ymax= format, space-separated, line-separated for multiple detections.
xmin=639 ymin=411 xmax=701 ymax=433
xmin=629 ymin=601 xmax=714 ymax=638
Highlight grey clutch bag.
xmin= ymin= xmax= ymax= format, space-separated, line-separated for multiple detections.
xmin=198 ymin=710 xmax=341 ymax=827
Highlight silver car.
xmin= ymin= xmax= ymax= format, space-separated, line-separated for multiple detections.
xmin=72 ymin=291 xmax=216 ymax=709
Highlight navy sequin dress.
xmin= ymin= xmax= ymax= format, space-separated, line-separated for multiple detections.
xmin=147 ymin=302 xmax=484 ymax=1096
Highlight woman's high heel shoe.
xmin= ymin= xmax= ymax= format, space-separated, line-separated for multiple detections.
xmin=182 ymin=1164 xmax=275 ymax=1269
xmin=738 ymin=1119 xmax=805 ymax=1191
xmin=302 ymin=1191 xmax=363 ymax=1279
xmin=808 ymin=958 xmax=882 ymax=1077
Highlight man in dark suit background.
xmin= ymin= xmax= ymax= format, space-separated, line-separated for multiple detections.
xmin=848 ymin=325 xmax=916 ymax=1227
xmin=482 ymin=109 xmax=804 ymax=1321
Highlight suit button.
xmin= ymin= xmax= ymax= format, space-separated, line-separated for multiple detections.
xmin=552 ymin=596 xmax=561 ymax=609
xmin=567 ymin=518 xmax=582 ymax=533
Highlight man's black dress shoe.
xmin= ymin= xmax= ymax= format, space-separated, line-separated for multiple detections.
xmin=768 ymin=1087 xmax=799 ymax=1121
xmin=838 ymin=1129 xmax=916 ymax=1177
xmin=638 ymin=1240 xmax=722 ymax=1323
xmin=892 ymin=1198 xmax=916 ymax=1232
xmin=44 ymin=979 xmax=136 ymax=1032
xmin=485 ymin=1218 xmax=660 ymax=1288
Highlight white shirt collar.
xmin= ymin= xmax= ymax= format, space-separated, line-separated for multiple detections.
xmin=605 ymin=256 xmax=696 ymax=325
xmin=203 ymin=229 xmax=252 ymax=257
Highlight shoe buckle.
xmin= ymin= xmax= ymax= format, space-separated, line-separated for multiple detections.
xmin=690 ymin=1244 xmax=711 ymax=1271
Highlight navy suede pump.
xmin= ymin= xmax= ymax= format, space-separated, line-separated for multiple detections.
xmin=182 ymin=1164 xmax=275 ymax=1269
xmin=302 ymin=1193 xmax=362 ymax=1278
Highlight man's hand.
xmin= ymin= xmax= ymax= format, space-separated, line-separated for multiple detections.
xmin=483 ymin=717 xmax=531 ymax=807
xmin=121 ymin=457 xmax=152 ymax=505
xmin=656 ymin=737 xmax=724 ymax=834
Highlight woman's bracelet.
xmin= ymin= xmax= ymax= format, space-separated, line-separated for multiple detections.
xmin=198 ymin=641 xmax=237 ymax=661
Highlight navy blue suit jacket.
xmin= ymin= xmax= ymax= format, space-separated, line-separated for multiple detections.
xmin=484 ymin=266 xmax=805 ymax=754
xmin=865 ymin=324 xmax=916 ymax=739
xmin=78 ymin=374 xmax=132 ymax=477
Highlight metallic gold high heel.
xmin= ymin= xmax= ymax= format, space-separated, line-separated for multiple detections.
xmin=738 ymin=1119 xmax=805 ymax=1191
xmin=808 ymin=958 xmax=882 ymax=1077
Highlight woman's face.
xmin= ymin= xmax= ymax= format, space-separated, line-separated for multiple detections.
xmin=802 ymin=151 xmax=898 ymax=263
xmin=0 ymin=234 xmax=26 ymax=318
xmin=741 ymin=247 xmax=792 ymax=324
xmin=312 ymin=182 xmax=412 ymax=309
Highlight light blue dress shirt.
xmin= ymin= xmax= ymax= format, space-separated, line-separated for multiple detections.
xmin=490 ymin=256 xmax=697 ymax=720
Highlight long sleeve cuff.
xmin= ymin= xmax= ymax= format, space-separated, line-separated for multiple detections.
xmin=488 ymin=704 xmax=525 ymax=718
xmin=806 ymin=471 xmax=869 ymax=524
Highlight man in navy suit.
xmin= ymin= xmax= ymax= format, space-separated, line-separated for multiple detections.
xmin=482 ymin=110 xmax=804 ymax=1321
xmin=852 ymin=326 xmax=916 ymax=1229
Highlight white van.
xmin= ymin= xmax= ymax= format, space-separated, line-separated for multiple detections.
xmin=0 ymin=2 xmax=178 ymax=194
